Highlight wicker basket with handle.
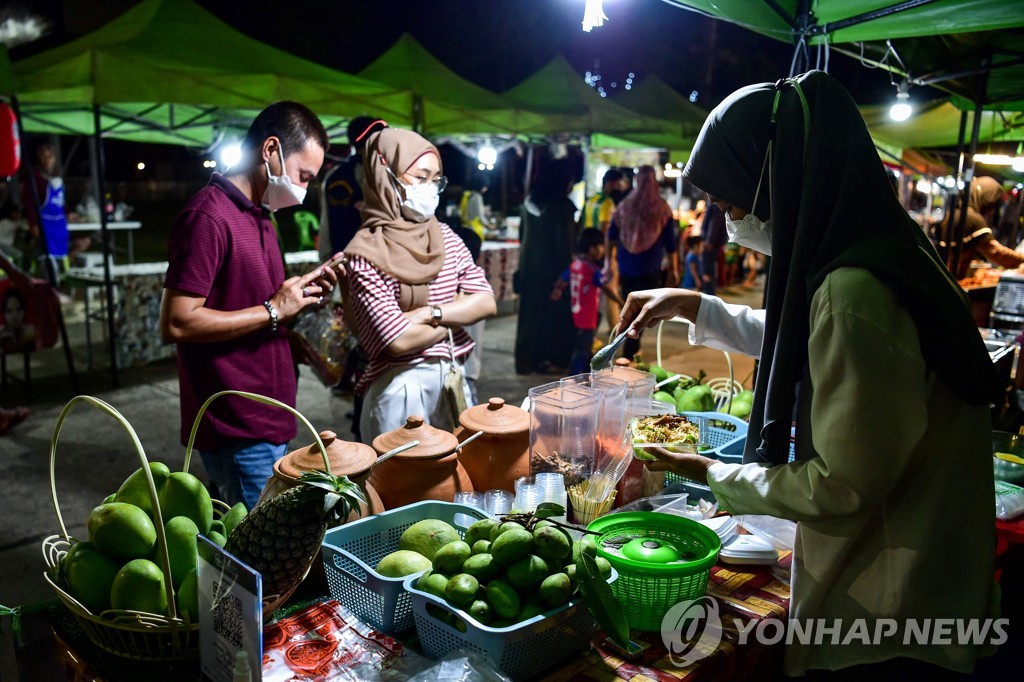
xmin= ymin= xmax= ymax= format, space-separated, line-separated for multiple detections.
xmin=42 ymin=390 xmax=333 ymax=660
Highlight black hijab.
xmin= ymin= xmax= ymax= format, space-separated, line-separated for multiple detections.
xmin=683 ymin=71 xmax=999 ymax=466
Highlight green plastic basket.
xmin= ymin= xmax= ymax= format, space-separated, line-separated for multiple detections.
xmin=587 ymin=511 xmax=721 ymax=632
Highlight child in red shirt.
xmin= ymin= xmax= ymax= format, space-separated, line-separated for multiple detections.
xmin=550 ymin=229 xmax=623 ymax=374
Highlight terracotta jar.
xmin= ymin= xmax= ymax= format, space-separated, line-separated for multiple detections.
xmin=456 ymin=397 xmax=530 ymax=492
xmin=267 ymin=430 xmax=385 ymax=523
xmin=368 ymin=415 xmax=474 ymax=509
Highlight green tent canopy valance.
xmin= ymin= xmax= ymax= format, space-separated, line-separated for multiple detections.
xmin=4 ymin=0 xmax=413 ymax=145
xmin=661 ymin=1 xmax=1023 ymax=45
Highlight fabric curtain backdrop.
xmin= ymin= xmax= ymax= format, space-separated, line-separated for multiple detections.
xmin=344 ymin=128 xmax=445 ymax=311
xmin=612 ymin=166 xmax=674 ymax=254
xmin=683 ymin=71 xmax=1000 ymax=466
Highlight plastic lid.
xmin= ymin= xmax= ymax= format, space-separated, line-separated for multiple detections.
xmin=277 ymin=430 xmax=376 ymax=480
xmin=372 ymin=416 xmax=459 ymax=460
xmin=719 ymin=534 xmax=778 ymax=565
xmin=699 ymin=516 xmax=738 ymax=543
xmin=459 ymin=397 xmax=529 ymax=436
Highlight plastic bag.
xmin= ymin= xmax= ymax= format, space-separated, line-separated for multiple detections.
xmin=996 ymin=480 xmax=1024 ymax=521
xmin=289 ymin=303 xmax=358 ymax=387
xmin=734 ymin=514 xmax=797 ymax=551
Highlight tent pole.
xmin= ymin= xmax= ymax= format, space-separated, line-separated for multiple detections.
xmin=92 ymin=104 xmax=119 ymax=387
xmin=944 ymin=109 xmax=969 ymax=273
xmin=524 ymin=144 xmax=534 ymax=197
xmin=949 ymin=59 xmax=990 ymax=278
xmin=10 ymin=95 xmax=79 ymax=395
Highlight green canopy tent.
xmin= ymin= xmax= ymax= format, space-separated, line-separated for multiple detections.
xmin=2 ymin=0 xmax=415 ymax=384
xmin=660 ymin=1 xmax=1020 ymax=45
xmin=662 ymin=1 xmax=1024 ymax=272
xmin=593 ymin=75 xmax=710 ymax=157
xmin=502 ymin=55 xmax=680 ymax=139
xmin=9 ymin=0 xmax=412 ymax=136
xmin=358 ymin=33 xmax=552 ymax=136
xmin=863 ymin=98 xmax=1024 ymax=150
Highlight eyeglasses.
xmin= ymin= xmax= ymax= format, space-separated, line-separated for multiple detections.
xmin=387 ymin=165 xmax=447 ymax=193
xmin=406 ymin=173 xmax=448 ymax=193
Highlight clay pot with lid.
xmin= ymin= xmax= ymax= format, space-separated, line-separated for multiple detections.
xmin=264 ymin=430 xmax=385 ymax=523
xmin=456 ymin=397 xmax=530 ymax=492
xmin=367 ymin=415 xmax=475 ymax=509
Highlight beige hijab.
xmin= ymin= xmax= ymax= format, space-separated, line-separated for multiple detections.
xmin=344 ymin=128 xmax=446 ymax=310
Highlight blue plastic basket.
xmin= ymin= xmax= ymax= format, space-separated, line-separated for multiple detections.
xmin=405 ymin=568 xmax=617 ymax=680
xmin=320 ymin=500 xmax=488 ymax=634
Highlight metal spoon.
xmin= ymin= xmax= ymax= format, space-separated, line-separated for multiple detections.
xmin=454 ymin=430 xmax=484 ymax=453
xmin=590 ymin=330 xmax=630 ymax=371
xmin=370 ymin=440 xmax=420 ymax=469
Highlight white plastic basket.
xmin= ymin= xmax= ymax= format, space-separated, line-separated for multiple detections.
xmin=320 ymin=500 xmax=487 ymax=634
xmin=404 ymin=568 xmax=617 ymax=680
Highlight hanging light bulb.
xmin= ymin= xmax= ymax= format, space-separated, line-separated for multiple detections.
xmin=477 ymin=145 xmax=498 ymax=167
xmin=582 ymin=0 xmax=608 ymax=32
xmin=889 ymin=81 xmax=912 ymax=122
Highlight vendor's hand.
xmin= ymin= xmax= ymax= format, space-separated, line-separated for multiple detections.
xmin=270 ymin=266 xmax=336 ymax=321
xmin=642 ymin=447 xmax=717 ymax=485
xmin=619 ymin=288 xmax=702 ymax=340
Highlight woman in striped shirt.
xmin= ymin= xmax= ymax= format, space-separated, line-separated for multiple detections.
xmin=344 ymin=127 xmax=496 ymax=443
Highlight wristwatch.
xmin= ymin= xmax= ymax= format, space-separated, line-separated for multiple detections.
xmin=430 ymin=305 xmax=443 ymax=327
xmin=263 ymin=300 xmax=279 ymax=332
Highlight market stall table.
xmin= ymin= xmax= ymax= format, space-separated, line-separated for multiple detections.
xmin=63 ymin=251 xmax=323 ymax=370
xmin=481 ymin=240 xmax=519 ymax=313
xmin=68 ymin=221 xmax=142 ymax=264
xmin=4 ymin=555 xmax=791 ymax=681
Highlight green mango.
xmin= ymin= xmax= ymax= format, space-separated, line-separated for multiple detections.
xmin=115 ymin=462 xmax=171 ymax=516
xmin=648 ymin=365 xmax=669 ymax=382
xmin=220 ymin=502 xmax=247 ymax=538
xmin=164 ymin=516 xmax=199 ymax=589
xmin=736 ymin=389 xmax=754 ymax=402
xmin=158 ymin=472 xmax=213 ymax=535
xmin=677 ymin=385 xmax=714 ymax=413
xmin=653 ymin=390 xmax=676 ymax=406
xmin=728 ymin=399 xmax=752 ymax=418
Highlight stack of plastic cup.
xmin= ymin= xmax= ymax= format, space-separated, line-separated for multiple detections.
xmin=513 ymin=476 xmax=543 ymax=513
xmin=453 ymin=491 xmax=485 ymax=527
xmin=485 ymin=489 xmax=515 ymax=517
xmin=536 ymin=472 xmax=568 ymax=510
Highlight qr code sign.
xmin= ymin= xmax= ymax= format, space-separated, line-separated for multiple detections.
xmin=213 ymin=582 xmax=244 ymax=668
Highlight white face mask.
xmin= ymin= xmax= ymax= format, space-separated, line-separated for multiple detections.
xmin=263 ymin=147 xmax=306 ymax=211
xmin=726 ymin=212 xmax=773 ymax=256
xmin=400 ymin=181 xmax=440 ymax=219
xmin=724 ymin=133 xmax=773 ymax=256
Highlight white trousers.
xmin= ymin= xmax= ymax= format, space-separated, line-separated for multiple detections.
xmin=360 ymin=357 xmax=474 ymax=444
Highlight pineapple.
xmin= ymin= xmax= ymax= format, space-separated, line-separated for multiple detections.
xmin=224 ymin=470 xmax=365 ymax=600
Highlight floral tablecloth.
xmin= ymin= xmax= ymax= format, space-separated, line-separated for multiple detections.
xmin=542 ymin=554 xmax=792 ymax=682
xmin=481 ymin=241 xmax=519 ymax=303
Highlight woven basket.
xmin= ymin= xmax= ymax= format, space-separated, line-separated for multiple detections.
xmin=42 ymin=391 xmax=333 ymax=660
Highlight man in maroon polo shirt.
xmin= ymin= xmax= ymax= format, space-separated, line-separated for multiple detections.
xmin=160 ymin=101 xmax=338 ymax=509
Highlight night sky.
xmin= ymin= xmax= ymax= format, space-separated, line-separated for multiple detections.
xmin=12 ymin=0 xmax=899 ymax=107
xmin=6 ymin=0 xmax=901 ymax=184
